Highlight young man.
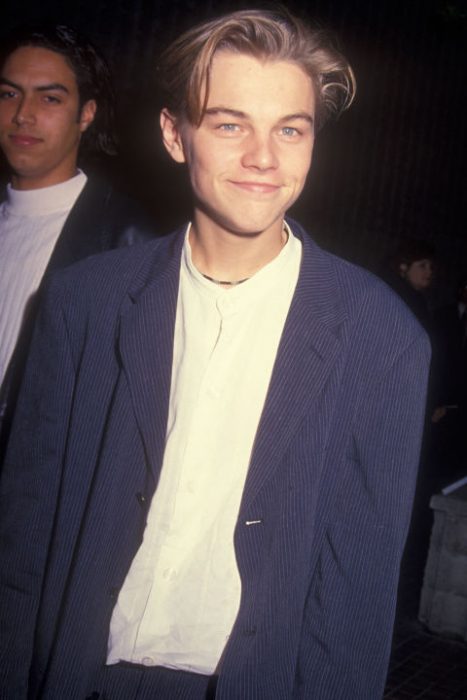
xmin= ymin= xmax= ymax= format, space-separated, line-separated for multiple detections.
xmin=0 ymin=24 xmax=152 ymax=461
xmin=0 ymin=10 xmax=430 ymax=699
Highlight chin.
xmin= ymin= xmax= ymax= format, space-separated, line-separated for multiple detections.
xmin=230 ymin=223 xmax=280 ymax=238
xmin=229 ymin=212 xmax=286 ymax=236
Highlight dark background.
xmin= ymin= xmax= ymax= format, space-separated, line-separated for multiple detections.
xmin=2 ymin=0 xmax=467 ymax=300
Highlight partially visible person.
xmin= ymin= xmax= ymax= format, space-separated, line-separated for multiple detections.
xmin=382 ymin=238 xmax=435 ymax=333
xmin=0 ymin=23 xmax=154 ymax=461
xmin=431 ymin=275 xmax=467 ymax=472
xmin=400 ymin=271 xmax=467 ymax=596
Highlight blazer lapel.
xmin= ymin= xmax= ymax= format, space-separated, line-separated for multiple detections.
xmin=46 ymin=178 xmax=109 ymax=272
xmin=117 ymin=229 xmax=185 ymax=482
xmin=117 ymin=222 xmax=345 ymax=497
xmin=240 ymin=225 xmax=347 ymax=511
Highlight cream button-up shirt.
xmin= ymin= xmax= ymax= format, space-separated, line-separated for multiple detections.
xmin=107 ymin=223 xmax=302 ymax=674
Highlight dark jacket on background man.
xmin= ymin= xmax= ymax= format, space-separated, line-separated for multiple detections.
xmin=0 ymin=175 xmax=155 ymax=462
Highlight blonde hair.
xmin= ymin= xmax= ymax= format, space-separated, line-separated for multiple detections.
xmin=157 ymin=8 xmax=356 ymax=130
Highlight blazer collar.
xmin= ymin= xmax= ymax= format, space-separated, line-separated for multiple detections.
xmin=118 ymin=221 xmax=347 ymax=491
xmin=45 ymin=177 xmax=109 ymax=271
xmin=117 ymin=227 xmax=185 ymax=481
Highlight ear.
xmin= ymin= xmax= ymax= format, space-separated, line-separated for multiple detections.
xmin=399 ymin=263 xmax=408 ymax=277
xmin=160 ymin=108 xmax=186 ymax=163
xmin=79 ymin=99 xmax=97 ymax=133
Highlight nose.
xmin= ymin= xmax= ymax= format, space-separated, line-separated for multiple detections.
xmin=241 ymin=132 xmax=279 ymax=171
xmin=12 ymin=96 xmax=35 ymax=126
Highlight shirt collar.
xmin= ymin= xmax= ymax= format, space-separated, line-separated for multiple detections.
xmin=5 ymin=170 xmax=87 ymax=217
xmin=181 ymin=221 xmax=300 ymax=305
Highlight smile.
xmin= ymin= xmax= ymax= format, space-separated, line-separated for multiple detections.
xmin=229 ymin=180 xmax=281 ymax=194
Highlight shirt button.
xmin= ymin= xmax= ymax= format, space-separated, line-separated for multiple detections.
xmin=142 ymin=656 xmax=154 ymax=666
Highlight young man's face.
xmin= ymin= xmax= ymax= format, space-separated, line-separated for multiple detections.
xmin=0 ymin=46 xmax=96 ymax=190
xmin=161 ymin=51 xmax=316 ymax=241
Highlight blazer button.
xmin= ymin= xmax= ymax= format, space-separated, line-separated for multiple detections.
xmin=85 ymin=693 xmax=100 ymax=700
xmin=243 ymin=627 xmax=257 ymax=637
xmin=136 ymin=492 xmax=147 ymax=507
xmin=108 ymin=587 xmax=119 ymax=600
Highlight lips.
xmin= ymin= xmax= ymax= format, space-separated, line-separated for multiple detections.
xmin=8 ymin=134 xmax=43 ymax=146
xmin=230 ymin=180 xmax=280 ymax=194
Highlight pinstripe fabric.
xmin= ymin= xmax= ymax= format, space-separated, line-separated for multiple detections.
xmin=0 ymin=176 xmax=155 ymax=466
xmin=92 ymin=664 xmax=217 ymax=699
xmin=0 ymin=221 xmax=430 ymax=699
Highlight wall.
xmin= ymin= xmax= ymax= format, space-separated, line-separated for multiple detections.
xmin=2 ymin=0 xmax=466 ymax=295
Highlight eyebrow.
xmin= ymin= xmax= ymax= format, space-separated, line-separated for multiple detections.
xmin=204 ymin=106 xmax=314 ymax=125
xmin=0 ymin=77 xmax=70 ymax=94
xmin=204 ymin=107 xmax=248 ymax=119
xmin=279 ymin=112 xmax=314 ymax=125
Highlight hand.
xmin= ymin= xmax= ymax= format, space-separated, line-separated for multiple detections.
xmin=431 ymin=406 xmax=448 ymax=423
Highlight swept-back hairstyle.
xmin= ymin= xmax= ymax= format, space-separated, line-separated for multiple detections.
xmin=157 ymin=8 xmax=356 ymax=130
xmin=0 ymin=23 xmax=116 ymax=155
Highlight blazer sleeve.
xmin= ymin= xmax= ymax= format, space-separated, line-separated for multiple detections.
xmin=0 ymin=280 xmax=76 ymax=699
xmin=294 ymin=330 xmax=431 ymax=699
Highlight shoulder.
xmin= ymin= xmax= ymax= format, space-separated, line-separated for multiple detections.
xmin=45 ymin=227 xmax=182 ymax=313
xmin=331 ymin=251 xmax=416 ymax=325
xmin=78 ymin=176 xmax=135 ymax=215
xmin=290 ymin=220 xmax=430 ymax=356
xmin=75 ymin=175 xmax=158 ymax=245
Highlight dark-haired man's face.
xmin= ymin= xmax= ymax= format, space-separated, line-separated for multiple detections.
xmin=0 ymin=46 xmax=96 ymax=190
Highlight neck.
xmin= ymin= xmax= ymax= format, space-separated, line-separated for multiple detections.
xmin=11 ymin=165 xmax=79 ymax=191
xmin=189 ymin=215 xmax=287 ymax=283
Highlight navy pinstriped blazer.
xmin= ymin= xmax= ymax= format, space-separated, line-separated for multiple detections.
xmin=0 ymin=221 xmax=430 ymax=699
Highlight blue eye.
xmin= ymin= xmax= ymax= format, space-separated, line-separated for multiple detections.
xmin=219 ymin=123 xmax=239 ymax=131
xmin=281 ymin=127 xmax=299 ymax=137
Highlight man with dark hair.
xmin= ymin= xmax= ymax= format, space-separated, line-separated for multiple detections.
xmin=0 ymin=9 xmax=429 ymax=699
xmin=0 ymin=24 xmax=152 ymax=459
